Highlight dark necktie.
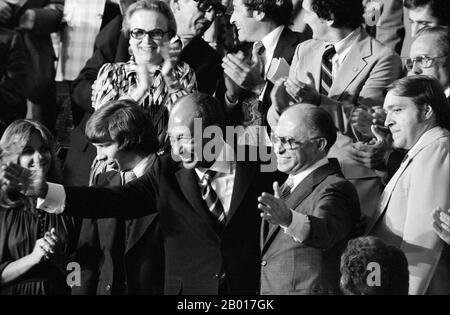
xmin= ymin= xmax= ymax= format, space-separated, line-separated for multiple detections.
xmin=280 ymin=176 xmax=294 ymax=200
xmin=320 ymin=44 xmax=336 ymax=96
xmin=199 ymin=170 xmax=226 ymax=230
xmin=253 ymin=41 xmax=266 ymax=78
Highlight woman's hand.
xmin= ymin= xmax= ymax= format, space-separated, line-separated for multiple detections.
xmin=161 ymin=38 xmax=183 ymax=89
xmin=29 ymin=229 xmax=59 ymax=265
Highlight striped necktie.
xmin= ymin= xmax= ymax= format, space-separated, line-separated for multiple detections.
xmin=253 ymin=41 xmax=266 ymax=77
xmin=199 ymin=170 xmax=226 ymax=230
xmin=320 ymin=45 xmax=336 ymax=96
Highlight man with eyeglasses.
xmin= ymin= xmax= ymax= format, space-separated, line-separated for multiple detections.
xmin=64 ymin=0 xmax=226 ymax=187
xmin=258 ymin=104 xmax=360 ymax=294
xmin=407 ymin=26 xmax=449 ymax=100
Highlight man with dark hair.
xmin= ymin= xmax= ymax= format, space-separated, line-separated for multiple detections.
xmin=72 ymin=99 xmax=164 ymax=295
xmin=222 ymin=0 xmax=308 ymax=134
xmin=340 ymin=236 xmax=409 ymax=295
xmin=364 ymin=75 xmax=450 ymax=294
xmin=259 ymin=104 xmax=360 ymax=294
xmin=4 ymin=92 xmax=284 ymax=295
xmin=63 ymin=0 xmax=226 ymax=187
xmin=403 ymin=0 xmax=449 ymax=37
xmin=268 ymin=0 xmax=402 ymax=231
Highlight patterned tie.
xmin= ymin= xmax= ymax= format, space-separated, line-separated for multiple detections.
xmin=320 ymin=44 xmax=336 ymax=96
xmin=199 ymin=170 xmax=226 ymax=229
xmin=280 ymin=176 xmax=294 ymax=200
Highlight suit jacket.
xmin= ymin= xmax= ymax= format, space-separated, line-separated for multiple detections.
xmin=0 ymin=27 xmax=26 ymax=125
xmin=229 ymin=27 xmax=308 ymax=128
xmin=366 ymin=127 xmax=450 ymax=295
xmin=64 ymin=16 xmax=224 ymax=186
xmin=72 ymin=171 xmax=164 ymax=295
xmin=267 ymin=28 xmax=402 ymax=221
xmin=260 ymin=159 xmax=361 ymax=295
xmin=62 ymin=151 xmax=284 ymax=295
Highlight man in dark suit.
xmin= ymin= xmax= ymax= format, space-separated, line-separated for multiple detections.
xmin=222 ymin=0 xmax=308 ymax=129
xmin=258 ymin=104 xmax=360 ymax=294
xmin=71 ymin=100 xmax=164 ymax=295
xmin=10 ymin=92 xmax=283 ymax=295
xmin=64 ymin=0 xmax=225 ymax=186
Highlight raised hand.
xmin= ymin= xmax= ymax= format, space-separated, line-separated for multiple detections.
xmin=0 ymin=162 xmax=48 ymax=198
xmin=30 ymin=228 xmax=59 ymax=264
xmin=284 ymin=73 xmax=320 ymax=106
xmin=258 ymin=182 xmax=292 ymax=227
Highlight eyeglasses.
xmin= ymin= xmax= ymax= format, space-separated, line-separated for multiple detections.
xmin=404 ymin=54 xmax=449 ymax=71
xmin=270 ymin=133 xmax=322 ymax=150
xmin=129 ymin=28 xmax=171 ymax=41
xmin=168 ymin=135 xmax=193 ymax=146
xmin=194 ymin=0 xmax=226 ymax=17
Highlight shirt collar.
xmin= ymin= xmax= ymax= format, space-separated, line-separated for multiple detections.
xmin=130 ymin=154 xmax=155 ymax=178
xmin=261 ymin=25 xmax=285 ymax=67
xmin=406 ymin=126 xmax=440 ymax=159
xmin=331 ymin=27 xmax=361 ymax=59
xmin=291 ymin=157 xmax=329 ymax=190
xmin=195 ymin=141 xmax=235 ymax=179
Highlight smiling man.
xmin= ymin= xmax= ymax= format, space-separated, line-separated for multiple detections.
xmin=259 ymin=104 xmax=360 ymax=294
xmin=365 ymin=75 xmax=450 ymax=295
xmin=2 ymin=92 xmax=284 ymax=295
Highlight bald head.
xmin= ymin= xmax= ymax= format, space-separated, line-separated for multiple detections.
xmin=169 ymin=93 xmax=225 ymax=133
xmin=278 ymin=104 xmax=337 ymax=152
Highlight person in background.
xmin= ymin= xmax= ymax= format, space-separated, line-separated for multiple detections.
xmin=340 ymin=236 xmax=409 ymax=295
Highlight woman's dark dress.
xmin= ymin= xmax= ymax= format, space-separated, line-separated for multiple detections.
xmin=0 ymin=205 xmax=80 ymax=295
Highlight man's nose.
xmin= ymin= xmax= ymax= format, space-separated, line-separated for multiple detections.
xmin=384 ymin=112 xmax=393 ymax=128
xmin=411 ymin=62 xmax=422 ymax=75
xmin=96 ymin=149 xmax=107 ymax=161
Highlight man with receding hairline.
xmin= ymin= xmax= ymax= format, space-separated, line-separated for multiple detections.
xmin=259 ymin=104 xmax=360 ymax=294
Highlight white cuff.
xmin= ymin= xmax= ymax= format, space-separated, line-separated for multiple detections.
xmin=37 ymin=182 xmax=66 ymax=214
xmin=282 ymin=210 xmax=311 ymax=243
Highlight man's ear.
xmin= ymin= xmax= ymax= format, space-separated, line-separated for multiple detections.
xmin=252 ymin=10 xmax=265 ymax=21
xmin=317 ymin=138 xmax=328 ymax=152
xmin=424 ymin=104 xmax=434 ymax=120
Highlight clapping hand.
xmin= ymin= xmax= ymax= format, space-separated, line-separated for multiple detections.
xmin=433 ymin=208 xmax=450 ymax=245
xmin=258 ymin=182 xmax=292 ymax=227
xmin=0 ymin=162 xmax=48 ymax=198
xmin=30 ymin=228 xmax=59 ymax=264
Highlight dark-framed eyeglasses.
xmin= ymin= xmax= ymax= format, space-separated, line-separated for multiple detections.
xmin=404 ymin=54 xmax=449 ymax=71
xmin=129 ymin=28 xmax=171 ymax=41
xmin=194 ymin=0 xmax=226 ymax=17
xmin=270 ymin=133 xmax=323 ymax=150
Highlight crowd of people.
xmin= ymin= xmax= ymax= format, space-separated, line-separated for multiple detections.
xmin=0 ymin=0 xmax=449 ymax=295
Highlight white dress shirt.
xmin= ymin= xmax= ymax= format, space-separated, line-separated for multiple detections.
xmin=194 ymin=143 xmax=236 ymax=216
xmin=282 ymin=157 xmax=330 ymax=242
xmin=330 ymin=27 xmax=362 ymax=80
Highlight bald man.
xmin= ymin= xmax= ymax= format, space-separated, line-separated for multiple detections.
xmin=2 ymin=92 xmax=284 ymax=295
xmin=258 ymin=104 xmax=361 ymax=295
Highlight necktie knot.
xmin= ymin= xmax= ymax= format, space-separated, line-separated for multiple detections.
xmin=253 ymin=41 xmax=265 ymax=56
xmin=202 ymin=170 xmax=217 ymax=184
xmin=323 ymin=44 xmax=336 ymax=60
xmin=280 ymin=176 xmax=294 ymax=199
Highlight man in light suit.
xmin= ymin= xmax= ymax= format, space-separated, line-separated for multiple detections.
xmin=2 ymin=92 xmax=284 ymax=295
xmin=365 ymin=75 xmax=450 ymax=295
xmin=268 ymin=0 xmax=402 ymax=223
xmin=258 ymin=104 xmax=360 ymax=294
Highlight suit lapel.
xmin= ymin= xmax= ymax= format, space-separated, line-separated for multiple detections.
xmin=365 ymin=127 xmax=449 ymax=234
xmin=175 ymin=165 xmax=218 ymax=227
xmin=227 ymin=161 xmax=258 ymax=225
xmin=262 ymin=159 xmax=340 ymax=254
xmin=329 ymin=30 xmax=371 ymax=98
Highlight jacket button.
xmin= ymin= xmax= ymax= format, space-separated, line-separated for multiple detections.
xmin=261 ymin=260 xmax=267 ymax=266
